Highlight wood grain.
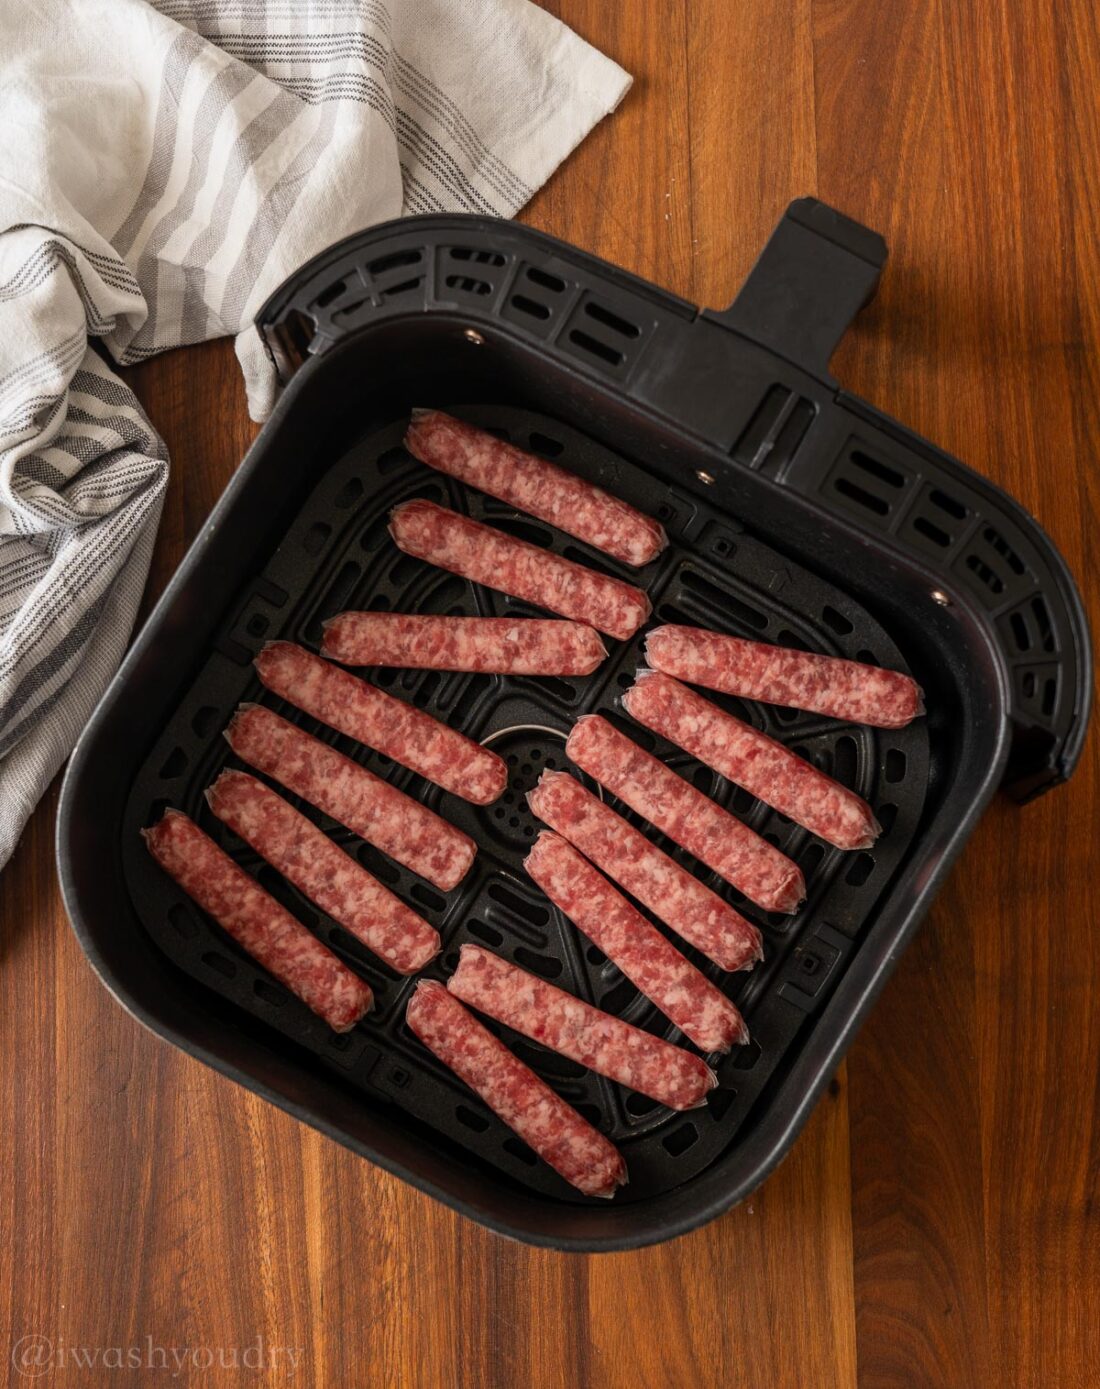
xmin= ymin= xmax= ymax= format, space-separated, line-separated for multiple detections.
xmin=2 ymin=2 xmax=1098 ymax=1385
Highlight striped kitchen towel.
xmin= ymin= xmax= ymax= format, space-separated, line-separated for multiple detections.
xmin=0 ymin=0 xmax=630 ymax=869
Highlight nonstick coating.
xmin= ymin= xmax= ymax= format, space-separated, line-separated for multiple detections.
xmin=120 ymin=405 xmax=929 ymax=1205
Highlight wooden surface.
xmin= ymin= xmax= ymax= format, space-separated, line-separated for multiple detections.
xmin=3 ymin=2 xmax=1098 ymax=1385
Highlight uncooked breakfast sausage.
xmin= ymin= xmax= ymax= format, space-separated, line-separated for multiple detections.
xmin=321 ymin=612 xmax=608 ymax=676
xmin=405 ymin=979 xmax=627 ymax=1199
xmin=566 ymin=714 xmax=805 ymax=914
xmin=645 ymin=625 xmax=924 ymax=728
xmin=525 ymin=769 xmax=762 ymax=972
xmin=405 ymin=409 xmax=668 ymax=567
xmin=623 ymin=670 xmax=880 ymax=851
xmin=389 ymin=499 xmax=651 ymax=641
xmin=254 ymin=641 xmax=507 ymax=805
xmin=142 ymin=810 xmax=373 ymax=1032
xmin=447 ymin=944 xmax=717 ymax=1110
xmin=524 ymin=828 xmax=748 ymax=1053
xmin=224 ymin=704 xmax=476 ymax=891
xmin=206 ymin=770 xmax=441 ymax=974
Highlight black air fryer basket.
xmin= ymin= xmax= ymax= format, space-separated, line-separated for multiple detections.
xmin=58 ymin=200 xmax=1091 ymax=1250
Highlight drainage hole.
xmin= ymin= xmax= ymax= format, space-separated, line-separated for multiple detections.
xmin=503 ymin=1137 xmax=539 ymax=1166
xmin=662 ymin=1122 xmax=699 ymax=1156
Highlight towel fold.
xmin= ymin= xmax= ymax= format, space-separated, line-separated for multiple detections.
xmin=0 ymin=0 xmax=630 ymax=868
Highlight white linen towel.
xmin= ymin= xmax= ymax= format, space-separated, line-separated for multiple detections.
xmin=0 ymin=0 xmax=630 ymax=868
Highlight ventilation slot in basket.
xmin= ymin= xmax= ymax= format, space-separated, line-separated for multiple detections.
xmin=1001 ymin=595 xmax=1057 ymax=663
xmin=957 ymin=522 xmax=1034 ymax=607
xmin=379 ymin=278 xmax=421 ymax=302
xmin=567 ymin=329 xmax=623 ymax=367
xmin=314 ymin=278 xmax=346 ymax=309
xmin=583 ymin=300 xmax=640 ymax=339
xmin=662 ymin=1123 xmax=699 ymax=1156
xmin=678 ymin=569 xmax=769 ymax=630
xmin=510 ymin=295 xmax=550 ymax=321
xmin=445 ymin=274 xmax=493 ymax=297
xmin=502 ymin=264 xmax=570 ymax=334
xmin=368 ymin=249 xmax=423 ymax=276
xmin=967 ymin=552 xmax=1004 ymax=595
xmin=826 ymin=445 xmax=913 ymax=522
xmin=448 ymin=247 xmax=506 ymax=267
xmin=561 ymin=295 xmax=648 ymax=374
xmin=1016 ymin=664 xmax=1059 ymax=722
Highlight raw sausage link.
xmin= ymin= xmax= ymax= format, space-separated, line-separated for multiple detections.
xmin=447 ymin=944 xmax=717 ymax=1110
xmin=567 ymin=714 xmax=805 ymax=914
xmin=322 ymin=612 xmax=608 ymax=676
xmin=646 ymin=625 xmax=924 ymax=728
xmin=225 ymin=704 xmax=476 ymax=891
xmin=255 ymin=641 xmax=506 ymax=805
xmin=405 ymin=409 xmax=667 ymax=567
xmin=526 ymin=770 xmax=761 ymax=971
xmin=206 ymin=770 xmax=441 ymax=974
xmin=623 ymin=670 xmax=880 ymax=851
xmin=406 ymin=980 xmax=627 ymax=1198
xmin=142 ymin=810 xmax=372 ymax=1032
xmin=389 ymin=500 xmax=651 ymax=642
xmin=524 ymin=827 xmax=748 ymax=1053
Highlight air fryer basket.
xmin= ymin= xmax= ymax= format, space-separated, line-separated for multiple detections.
xmin=58 ymin=201 xmax=1091 ymax=1250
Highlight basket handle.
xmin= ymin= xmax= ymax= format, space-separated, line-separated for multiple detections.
xmin=709 ymin=198 xmax=887 ymax=378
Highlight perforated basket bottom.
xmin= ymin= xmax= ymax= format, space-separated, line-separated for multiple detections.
xmin=122 ymin=406 xmax=930 ymax=1204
